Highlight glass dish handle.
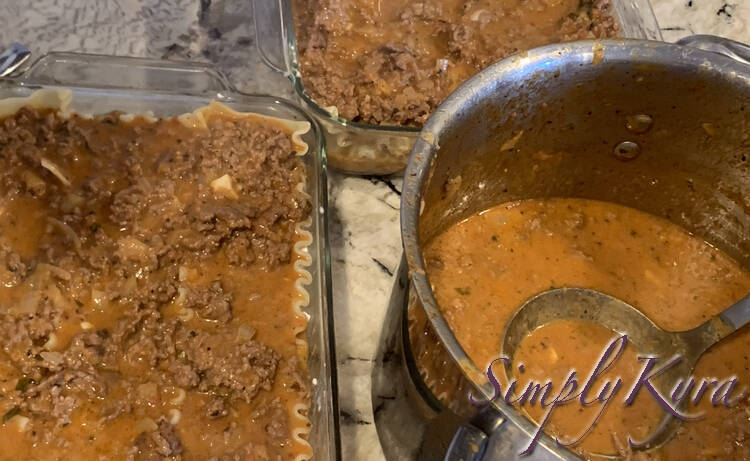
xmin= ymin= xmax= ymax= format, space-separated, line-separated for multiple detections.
xmin=677 ymin=35 xmax=750 ymax=66
xmin=16 ymin=50 xmax=235 ymax=96
xmin=252 ymin=0 xmax=290 ymax=76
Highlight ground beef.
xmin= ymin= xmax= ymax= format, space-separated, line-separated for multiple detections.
xmin=0 ymin=243 xmax=27 ymax=286
xmin=0 ymin=294 xmax=63 ymax=375
xmin=293 ymin=0 xmax=619 ymax=126
xmin=21 ymin=370 xmax=107 ymax=427
xmin=0 ymin=109 xmax=308 ymax=273
xmin=104 ymin=303 xmax=279 ymax=413
xmin=168 ymin=361 xmax=200 ymax=389
xmin=129 ymin=417 xmax=184 ymax=461
xmin=263 ymin=403 xmax=290 ymax=442
xmin=279 ymin=356 xmax=310 ymax=397
xmin=171 ymin=327 xmax=280 ymax=404
xmin=138 ymin=276 xmax=180 ymax=307
xmin=107 ymin=307 xmax=179 ymax=370
xmin=224 ymin=233 xmax=255 ymax=266
xmin=205 ymin=397 xmax=228 ymax=419
xmin=559 ymin=0 xmax=620 ymax=40
xmin=61 ymin=330 xmax=108 ymax=371
xmin=110 ymin=180 xmax=153 ymax=227
xmin=0 ymin=106 xmax=308 ymax=459
xmin=1 ymin=310 xmax=109 ymax=427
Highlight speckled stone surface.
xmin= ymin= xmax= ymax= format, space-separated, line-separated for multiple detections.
xmin=653 ymin=0 xmax=750 ymax=42
xmin=0 ymin=1 xmax=748 ymax=459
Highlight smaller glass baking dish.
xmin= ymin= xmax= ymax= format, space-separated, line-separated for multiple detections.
xmin=0 ymin=50 xmax=340 ymax=461
xmin=253 ymin=0 xmax=663 ymax=175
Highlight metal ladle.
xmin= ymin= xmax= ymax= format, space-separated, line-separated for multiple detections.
xmin=502 ymin=288 xmax=750 ymax=451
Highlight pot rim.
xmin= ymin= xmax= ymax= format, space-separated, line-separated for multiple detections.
xmin=400 ymin=38 xmax=750 ymax=458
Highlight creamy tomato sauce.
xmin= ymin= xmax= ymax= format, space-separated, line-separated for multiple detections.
xmin=0 ymin=102 xmax=312 ymax=460
xmin=513 ymin=320 xmax=664 ymax=457
xmin=425 ymin=198 xmax=750 ymax=460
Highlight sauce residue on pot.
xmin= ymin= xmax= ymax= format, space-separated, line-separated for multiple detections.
xmin=425 ymin=198 xmax=750 ymax=459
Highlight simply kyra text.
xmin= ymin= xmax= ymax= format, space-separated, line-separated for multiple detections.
xmin=470 ymin=334 xmax=745 ymax=455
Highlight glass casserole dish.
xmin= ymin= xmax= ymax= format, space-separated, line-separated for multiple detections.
xmin=253 ymin=0 xmax=663 ymax=175
xmin=0 ymin=50 xmax=340 ymax=461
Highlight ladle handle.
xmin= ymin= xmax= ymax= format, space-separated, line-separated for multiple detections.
xmin=689 ymin=294 xmax=750 ymax=354
xmin=718 ymin=293 xmax=750 ymax=332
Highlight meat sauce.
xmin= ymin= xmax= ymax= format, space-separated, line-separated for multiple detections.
xmin=293 ymin=0 xmax=619 ymax=126
xmin=0 ymin=98 xmax=312 ymax=460
xmin=425 ymin=198 xmax=750 ymax=460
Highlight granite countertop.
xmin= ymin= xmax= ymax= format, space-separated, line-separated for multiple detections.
xmin=1 ymin=1 xmax=749 ymax=459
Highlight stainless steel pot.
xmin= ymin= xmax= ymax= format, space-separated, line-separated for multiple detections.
xmin=400 ymin=36 xmax=750 ymax=460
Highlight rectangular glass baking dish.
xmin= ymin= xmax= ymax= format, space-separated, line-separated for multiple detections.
xmin=253 ymin=0 xmax=663 ymax=175
xmin=0 ymin=51 xmax=341 ymax=461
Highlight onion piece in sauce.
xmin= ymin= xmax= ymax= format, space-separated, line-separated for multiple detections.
xmin=40 ymin=158 xmax=72 ymax=187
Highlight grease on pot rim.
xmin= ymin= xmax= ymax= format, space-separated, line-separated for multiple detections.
xmin=592 ymin=42 xmax=606 ymax=65
xmin=420 ymin=198 xmax=750 ymax=460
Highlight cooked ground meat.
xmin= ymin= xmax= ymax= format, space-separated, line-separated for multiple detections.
xmin=172 ymin=327 xmax=279 ymax=403
xmin=0 ymin=293 xmax=64 ymax=376
xmin=0 ymin=103 xmax=311 ymax=460
xmin=185 ymin=281 xmax=233 ymax=323
xmin=293 ymin=0 xmax=619 ymax=126
xmin=0 ymin=244 xmax=27 ymax=287
xmin=205 ymin=397 xmax=228 ymax=419
xmin=129 ymin=418 xmax=184 ymax=461
xmin=263 ymin=403 xmax=291 ymax=442
xmin=111 ymin=308 xmax=180 ymax=370
xmin=21 ymin=370 xmax=106 ymax=427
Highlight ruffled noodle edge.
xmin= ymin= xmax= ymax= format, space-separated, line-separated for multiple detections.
xmin=183 ymin=100 xmax=316 ymax=460
xmin=0 ymin=88 xmax=73 ymax=116
xmin=292 ymin=183 xmax=314 ymax=461
xmin=177 ymin=100 xmax=312 ymax=156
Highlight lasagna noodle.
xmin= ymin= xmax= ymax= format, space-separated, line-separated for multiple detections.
xmin=0 ymin=90 xmax=315 ymax=460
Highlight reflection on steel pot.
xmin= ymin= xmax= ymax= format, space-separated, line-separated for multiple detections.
xmin=400 ymin=37 xmax=750 ymax=460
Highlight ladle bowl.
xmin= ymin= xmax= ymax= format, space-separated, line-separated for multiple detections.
xmin=502 ymin=288 xmax=750 ymax=450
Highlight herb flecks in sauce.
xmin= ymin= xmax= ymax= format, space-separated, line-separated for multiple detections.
xmin=423 ymin=198 xmax=750 ymax=460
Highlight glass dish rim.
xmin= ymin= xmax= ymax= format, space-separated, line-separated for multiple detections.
xmin=0 ymin=50 xmax=342 ymax=461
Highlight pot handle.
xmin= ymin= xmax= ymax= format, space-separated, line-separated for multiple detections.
xmin=443 ymin=403 xmax=572 ymax=460
xmin=252 ymin=0 xmax=290 ymax=76
xmin=677 ymin=34 xmax=750 ymax=66
xmin=444 ymin=405 xmax=506 ymax=461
